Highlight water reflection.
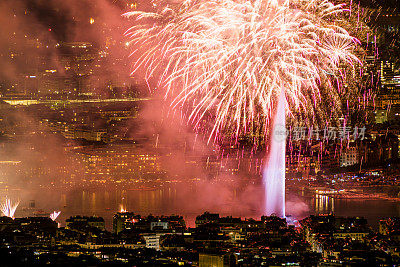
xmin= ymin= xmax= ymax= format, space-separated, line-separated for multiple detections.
xmin=2 ymin=185 xmax=400 ymax=229
xmin=315 ymin=193 xmax=334 ymax=214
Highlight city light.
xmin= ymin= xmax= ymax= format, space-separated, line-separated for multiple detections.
xmin=0 ymin=0 xmax=400 ymax=265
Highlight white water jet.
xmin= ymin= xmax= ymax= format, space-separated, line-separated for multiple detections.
xmin=263 ymin=91 xmax=286 ymax=217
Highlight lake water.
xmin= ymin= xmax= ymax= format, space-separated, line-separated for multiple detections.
xmin=3 ymin=184 xmax=400 ymax=229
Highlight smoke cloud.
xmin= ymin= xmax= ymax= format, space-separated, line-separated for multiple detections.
xmin=0 ymin=0 xmax=302 ymax=222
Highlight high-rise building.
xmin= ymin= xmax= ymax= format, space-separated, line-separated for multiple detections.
xmin=113 ymin=212 xmax=141 ymax=234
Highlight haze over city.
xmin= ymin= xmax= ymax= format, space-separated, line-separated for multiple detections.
xmin=1 ymin=0 xmax=400 ymax=266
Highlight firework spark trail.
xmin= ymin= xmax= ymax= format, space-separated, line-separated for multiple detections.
xmin=124 ymin=0 xmax=361 ymax=141
xmin=50 ymin=211 xmax=61 ymax=221
xmin=1 ymin=197 xmax=19 ymax=218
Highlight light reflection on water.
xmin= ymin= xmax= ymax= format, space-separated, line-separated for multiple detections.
xmin=297 ymin=192 xmax=400 ymax=228
xmin=2 ymin=185 xmax=400 ymax=229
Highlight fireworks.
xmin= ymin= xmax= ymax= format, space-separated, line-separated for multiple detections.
xmin=124 ymin=0 xmax=361 ymax=141
xmin=50 ymin=211 xmax=61 ymax=221
xmin=1 ymin=197 xmax=19 ymax=218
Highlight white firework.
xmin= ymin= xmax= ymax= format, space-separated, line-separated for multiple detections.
xmin=1 ymin=197 xmax=19 ymax=218
xmin=50 ymin=211 xmax=61 ymax=221
xmin=124 ymin=0 xmax=361 ymax=140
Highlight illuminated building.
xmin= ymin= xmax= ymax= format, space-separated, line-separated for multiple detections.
xmin=76 ymin=143 xmax=162 ymax=183
xmin=66 ymin=216 xmax=105 ymax=231
xmin=340 ymin=146 xmax=359 ymax=167
xmin=113 ymin=212 xmax=141 ymax=234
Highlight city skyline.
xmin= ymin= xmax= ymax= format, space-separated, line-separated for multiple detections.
xmin=1 ymin=0 xmax=400 ymax=266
